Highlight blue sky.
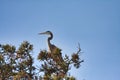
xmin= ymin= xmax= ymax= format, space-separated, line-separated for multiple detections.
xmin=0 ymin=0 xmax=120 ymax=80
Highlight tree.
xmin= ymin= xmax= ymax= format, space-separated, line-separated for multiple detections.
xmin=0 ymin=41 xmax=35 ymax=80
xmin=37 ymin=43 xmax=83 ymax=80
xmin=0 ymin=41 xmax=83 ymax=80
xmin=0 ymin=44 xmax=16 ymax=79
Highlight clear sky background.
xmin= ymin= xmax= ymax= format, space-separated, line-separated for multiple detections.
xmin=0 ymin=0 xmax=120 ymax=80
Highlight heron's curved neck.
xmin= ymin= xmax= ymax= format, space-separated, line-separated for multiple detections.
xmin=48 ymin=33 xmax=53 ymax=41
xmin=47 ymin=33 xmax=53 ymax=52
xmin=47 ymin=33 xmax=53 ymax=44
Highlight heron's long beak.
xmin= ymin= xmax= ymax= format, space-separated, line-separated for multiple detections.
xmin=38 ymin=32 xmax=46 ymax=35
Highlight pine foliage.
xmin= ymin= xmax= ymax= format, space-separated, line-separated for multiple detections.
xmin=0 ymin=41 xmax=83 ymax=80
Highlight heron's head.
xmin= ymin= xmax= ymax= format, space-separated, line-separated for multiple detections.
xmin=39 ymin=31 xmax=53 ymax=36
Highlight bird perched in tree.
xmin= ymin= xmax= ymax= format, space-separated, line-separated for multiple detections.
xmin=39 ymin=31 xmax=60 ymax=54
xmin=39 ymin=31 xmax=63 ymax=60
xmin=39 ymin=31 xmax=66 ymax=74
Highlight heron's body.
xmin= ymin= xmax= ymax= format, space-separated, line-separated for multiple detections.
xmin=39 ymin=31 xmax=56 ymax=53
xmin=39 ymin=31 xmax=63 ymax=60
xmin=39 ymin=31 xmax=67 ymax=77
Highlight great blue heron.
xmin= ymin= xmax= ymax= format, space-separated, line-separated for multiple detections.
xmin=39 ymin=31 xmax=59 ymax=53
xmin=39 ymin=31 xmax=66 ymax=74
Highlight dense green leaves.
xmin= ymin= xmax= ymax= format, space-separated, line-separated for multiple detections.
xmin=37 ymin=44 xmax=83 ymax=80
xmin=0 ymin=41 xmax=35 ymax=79
xmin=0 ymin=41 xmax=83 ymax=80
